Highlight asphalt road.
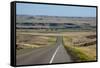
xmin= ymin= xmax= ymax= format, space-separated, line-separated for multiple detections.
xmin=16 ymin=36 xmax=72 ymax=65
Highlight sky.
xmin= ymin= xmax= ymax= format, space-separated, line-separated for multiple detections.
xmin=16 ymin=3 xmax=96 ymax=17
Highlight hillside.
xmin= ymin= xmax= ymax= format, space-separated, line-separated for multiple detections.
xmin=16 ymin=15 xmax=96 ymax=31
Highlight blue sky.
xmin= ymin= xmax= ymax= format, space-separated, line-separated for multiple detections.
xmin=16 ymin=3 xmax=96 ymax=17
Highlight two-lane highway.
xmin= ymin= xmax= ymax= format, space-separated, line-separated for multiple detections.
xmin=16 ymin=36 xmax=72 ymax=65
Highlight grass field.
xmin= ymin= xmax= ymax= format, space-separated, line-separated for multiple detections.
xmin=63 ymin=31 xmax=97 ymax=61
xmin=16 ymin=32 xmax=56 ymax=49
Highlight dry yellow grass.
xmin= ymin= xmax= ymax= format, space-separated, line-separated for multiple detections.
xmin=63 ymin=32 xmax=97 ymax=61
xmin=74 ymin=45 xmax=96 ymax=60
xmin=16 ymin=33 xmax=56 ymax=49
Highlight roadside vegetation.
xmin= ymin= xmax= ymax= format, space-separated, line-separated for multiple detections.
xmin=63 ymin=33 xmax=96 ymax=62
xmin=16 ymin=33 xmax=56 ymax=55
xmin=16 ymin=33 xmax=56 ymax=49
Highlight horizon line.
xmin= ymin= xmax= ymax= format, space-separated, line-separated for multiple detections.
xmin=16 ymin=14 xmax=96 ymax=17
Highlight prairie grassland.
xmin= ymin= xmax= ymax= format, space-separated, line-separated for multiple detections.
xmin=16 ymin=33 xmax=56 ymax=49
xmin=63 ymin=32 xmax=97 ymax=61
xmin=16 ymin=29 xmax=96 ymax=36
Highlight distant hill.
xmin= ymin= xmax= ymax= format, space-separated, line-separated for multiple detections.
xmin=17 ymin=15 xmax=96 ymax=24
xmin=16 ymin=15 xmax=96 ymax=30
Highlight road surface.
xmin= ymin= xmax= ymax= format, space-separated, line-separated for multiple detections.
xmin=16 ymin=36 xmax=72 ymax=65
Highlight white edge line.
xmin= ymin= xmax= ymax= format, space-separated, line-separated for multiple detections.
xmin=49 ymin=45 xmax=60 ymax=64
